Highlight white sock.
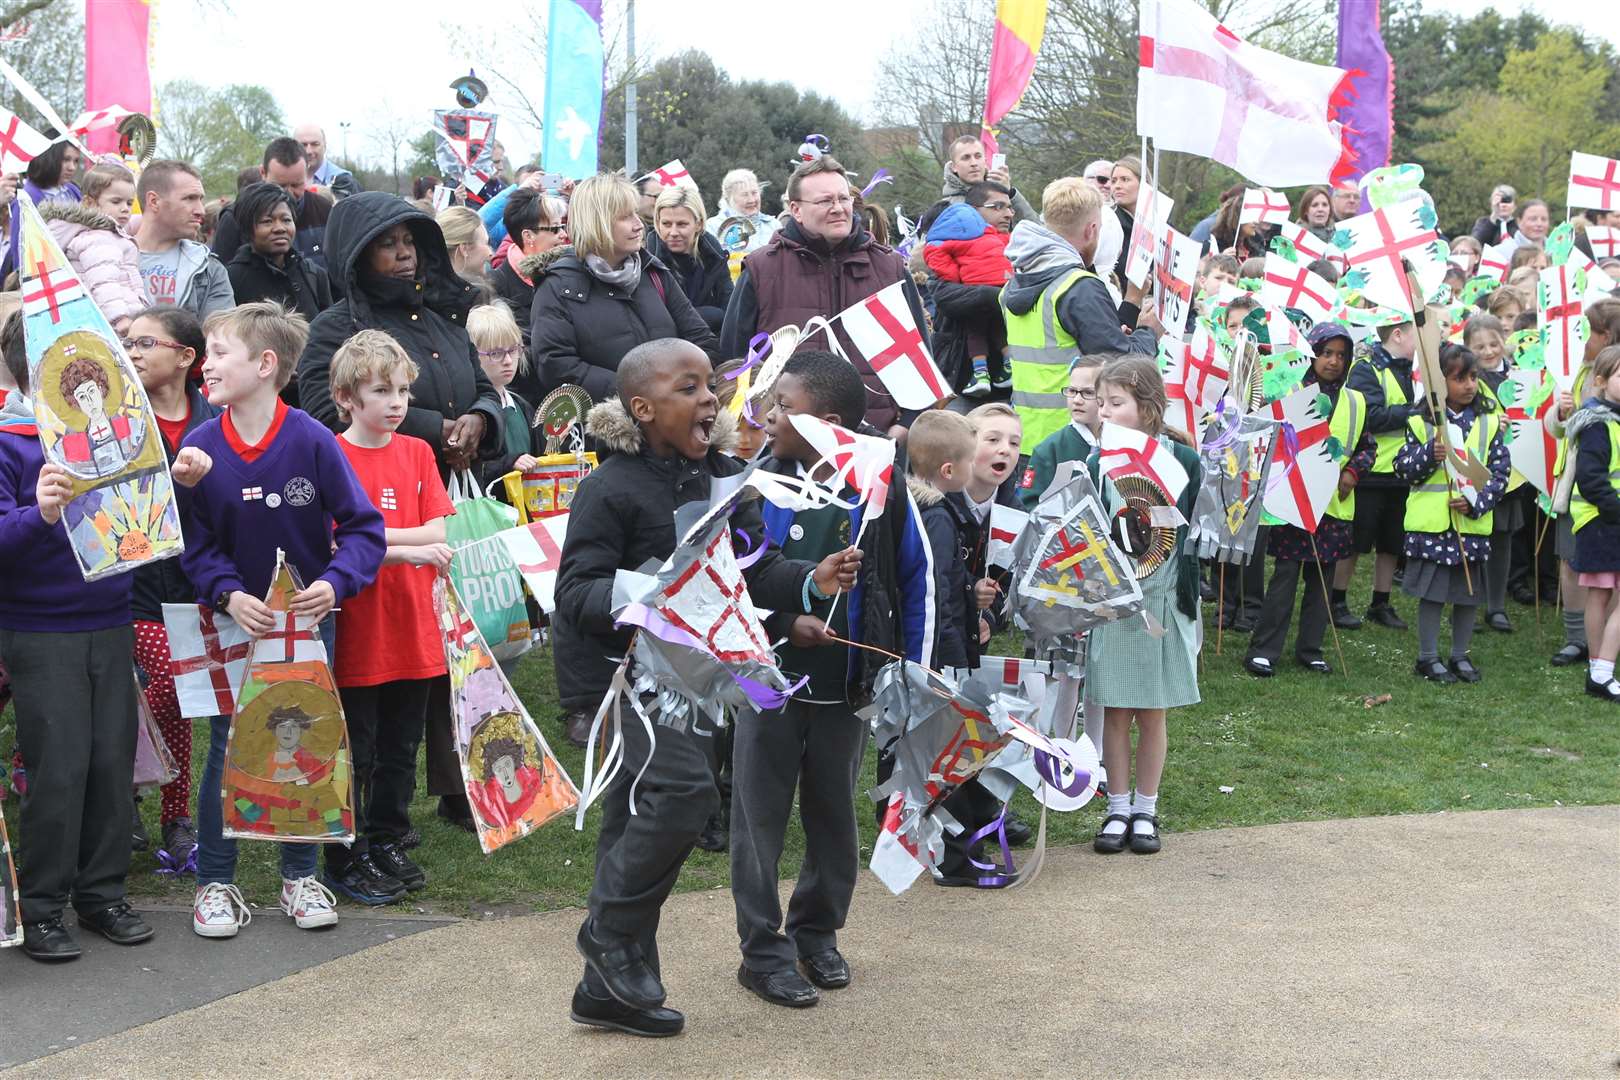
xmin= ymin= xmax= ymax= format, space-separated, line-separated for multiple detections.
xmin=1132 ymin=791 xmax=1159 ymax=833
xmin=1591 ymin=659 xmax=1615 ymax=684
xmin=1101 ymin=792 xmax=1130 ymax=836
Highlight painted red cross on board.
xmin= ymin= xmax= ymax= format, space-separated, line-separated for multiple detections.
xmin=862 ymin=294 xmax=948 ymax=401
xmin=23 ymin=262 xmax=80 ymax=323
xmin=448 ymin=604 xmax=478 ymax=650
xmin=1265 ymin=264 xmax=1334 ymax=314
xmin=1544 ymin=270 xmax=1582 ymax=325
xmin=1101 ymin=444 xmax=1173 ymax=493
xmin=1571 ymin=159 xmax=1620 ymax=211
xmin=1506 ymin=391 xmax=1558 ymax=492
xmin=262 ymin=614 xmax=317 ymax=662
xmin=1266 ymin=401 xmax=1332 ymax=531
xmin=1347 ymin=209 xmax=1438 ymax=308
xmin=1184 ymin=336 xmax=1228 ymax=403
xmin=516 ymin=521 xmax=562 ymax=577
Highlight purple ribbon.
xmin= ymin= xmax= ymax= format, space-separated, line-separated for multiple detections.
xmin=1263 ymin=423 xmax=1303 ymax=498
xmin=1198 ymin=398 xmax=1246 ymax=455
xmin=1034 ymin=748 xmax=1092 ymax=797
xmin=726 ymin=333 xmax=773 ymax=381
xmin=860 ymin=168 xmax=893 ymax=199
xmin=734 ymin=528 xmax=768 ymax=570
xmin=735 ymin=670 xmax=809 ymax=712
xmin=616 ymin=602 xmax=806 ymax=713
xmin=965 ymin=803 xmax=1014 ymax=883
xmin=154 ymin=846 xmax=197 ymax=876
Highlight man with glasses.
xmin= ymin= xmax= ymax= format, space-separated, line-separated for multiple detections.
xmin=926 ymin=181 xmax=1018 ymax=399
xmin=1082 ymin=160 xmax=1114 ymax=193
xmin=720 ymin=155 xmax=930 ymax=437
xmin=939 ymin=135 xmax=1038 ymax=224
xmin=1471 ymin=184 xmax=1518 ymax=247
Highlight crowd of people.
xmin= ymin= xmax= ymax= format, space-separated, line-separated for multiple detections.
xmin=1 ymin=122 xmax=1617 ymax=1039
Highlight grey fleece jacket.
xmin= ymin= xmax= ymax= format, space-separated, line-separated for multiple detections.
xmin=998 ymin=221 xmax=1154 ymax=356
xmin=167 ymin=238 xmax=236 ymax=320
xmin=941 ymin=163 xmax=1038 ymax=224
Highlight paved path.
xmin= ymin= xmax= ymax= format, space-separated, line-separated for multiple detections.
xmin=5 ymin=806 xmax=1616 ymax=1078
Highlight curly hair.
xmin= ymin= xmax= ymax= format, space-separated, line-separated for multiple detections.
xmin=483 ymin=736 xmax=526 ymax=769
xmin=59 ymin=357 xmax=110 ymax=402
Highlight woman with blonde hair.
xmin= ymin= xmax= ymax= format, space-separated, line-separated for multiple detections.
xmin=437 ymin=205 xmax=494 ymax=280
xmin=528 ymin=173 xmax=718 ymax=401
xmin=646 ymin=183 xmax=733 ymax=332
xmin=705 ymin=167 xmax=780 ymax=254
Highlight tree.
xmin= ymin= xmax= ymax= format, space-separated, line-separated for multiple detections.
xmin=364 ymin=111 xmax=426 ymax=195
xmin=154 ymin=81 xmax=286 ymax=196
xmin=0 ymin=0 xmax=83 ymax=134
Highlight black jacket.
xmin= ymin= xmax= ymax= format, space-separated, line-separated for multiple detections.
xmin=132 ymin=381 xmax=221 ymax=621
xmin=644 ymin=229 xmax=734 ymax=332
xmin=529 ymin=247 xmax=720 ymax=404
xmin=1346 ymin=342 xmax=1419 ymax=487
xmin=494 ymin=245 xmax=574 ymax=406
xmin=1471 ymin=215 xmax=1517 ymax=247
xmin=928 ymin=275 xmax=1004 ymax=392
xmin=212 ymin=190 xmax=333 ymax=270
xmin=552 ymin=399 xmax=812 ymax=711
xmin=226 ymin=246 xmax=333 ymax=390
xmin=910 ymin=477 xmax=980 ymax=670
xmin=296 ymin=191 xmax=502 ymax=470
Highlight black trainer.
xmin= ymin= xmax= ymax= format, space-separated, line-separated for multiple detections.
xmin=324 ymin=852 xmax=407 ymax=906
xmin=373 ymin=840 xmax=426 ymax=891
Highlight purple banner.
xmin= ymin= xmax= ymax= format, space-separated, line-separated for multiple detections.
xmin=1335 ymin=0 xmax=1394 ymax=185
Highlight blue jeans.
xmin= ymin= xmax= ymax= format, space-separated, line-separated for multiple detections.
xmin=196 ymin=616 xmax=336 ymax=888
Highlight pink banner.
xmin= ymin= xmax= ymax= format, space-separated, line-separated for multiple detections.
xmin=84 ymin=0 xmax=153 ymax=155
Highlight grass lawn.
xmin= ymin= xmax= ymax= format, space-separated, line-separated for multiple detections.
xmin=3 ymin=580 xmax=1615 ymax=918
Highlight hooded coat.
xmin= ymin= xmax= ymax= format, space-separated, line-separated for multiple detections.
xmin=1000 ymin=220 xmax=1155 ymax=355
xmin=493 ymin=244 xmax=573 ymax=406
xmin=296 ymin=192 xmax=502 ymax=468
xmin=922 ymin=201 xmax=1013 ymax=286
xmin=528 ymin=246 xmax=719 ymax=405
xmin=41 ymin=203 xmax=147 ymax=325
xmin=644 ymin=227 xmax=734 ymax=332
xmin=550 ymin=399 xmax=813 ymax=712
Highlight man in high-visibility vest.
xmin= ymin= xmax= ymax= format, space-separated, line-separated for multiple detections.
xmin=999 ymin=177 xmax=1159 ymax=454
xmin=1334 ymin=319 xmax=1421 ymax=631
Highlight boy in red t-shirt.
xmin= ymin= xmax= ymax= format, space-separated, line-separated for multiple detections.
xmin=323 ymin=330 xmax=455 ymax=906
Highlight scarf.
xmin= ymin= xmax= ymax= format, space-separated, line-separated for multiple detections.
xmin=0 ymin=388 xmax=38 ymax=437
xmin=584 ymin=252 xmax=642 ymax=291
xmin=1553 ymin=398 xmax=1620 ymax=512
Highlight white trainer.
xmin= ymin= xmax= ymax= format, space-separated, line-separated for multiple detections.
xmin=193 ymin=882 xmax=251 ymax=939
xmin=280 ymin=876 xmax=338 ymax=929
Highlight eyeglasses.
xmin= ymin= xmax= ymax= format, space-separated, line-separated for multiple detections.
xmin=121 ymin=336 xmax=186 ymax=352
xmin=980 ymin=201 xmax=1012 ymax=212
xmin=794 ymin=195 xmax=854 ymax=210
xmin=478 ymin=346 xmax=523 ymax=361
xmin=1063 ymin=386 xmax=1097 ymax=400
xmin=531 ymin=225 xmax=564 ymax=234
xmin=1085 ymin=175 xmax=1110 ymax=184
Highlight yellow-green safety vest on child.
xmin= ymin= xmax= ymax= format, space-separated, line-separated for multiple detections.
xmin=1570 ymin=418 xmax=1620 ymax=534
xmin=1365 ymin=362 xmax=1410 ymax=474
xmin=1001 ymin=268 xmax=1094 ymax=451
xmin=1324 ymin=385 xmax=1367 ymax=523
xmin=1403 ymin=411 xmax=1499 ymax=536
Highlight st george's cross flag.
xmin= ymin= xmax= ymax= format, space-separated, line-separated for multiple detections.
xmin=1259 ymin=381 xmax=1338 ymax=532
xmin=1586 ymin=225 xmax=1620 ymax=260
xmin=987 ymin=503 xmax=1030 ymax=569
xmin=1333 ymin=201 xmax=1450 ymax=315
xmin=1538 ymin=264 xmax=1589 ymax=392
xmin=1099 ymin=422 xmax=1190 ymax=503
xmin=1478 ymin=238 xmax=1513 ymax=283
xmin=1260 ymin=252 xmax=1336 ymax=324
xmin=833 ymin=281 xmax=952 ymax=410
xmin=788 ymin=413 xmax=896 ymax=519
xmin=161 ymin=604 xmax=253 ymax=718
xmin=1567 ymin=152 xmax=1620 ymax=213
xmin=0 ymin=103 xmax=51 ymax=174
xmin=645 ymin=159 xmax=698 ymax=190
xmin=496 ymin=514 xmax=571 ymax=614
xmin=1238 ymin=187 xmax=1292 ymax=227
xmin=1136 ymin=0 xmax=1353 ymax=187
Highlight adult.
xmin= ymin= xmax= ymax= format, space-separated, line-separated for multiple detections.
xmin=646 ymin=184 xmax=733 ymax=333
xmin=210 ymin=137 xmax=334 ymax=269
xmin=1001 ymin=176 xmax=1158 ymax=449
xmin=294 ymin=123 xmax=360 ymax=200
xmin=1190 ymin=183 xmax=1244 ymax=248
xmin=635 ymin=174 xmax=662 ymax=234
xmin=297 ymin=191 xmax=502 ymax=475
xmin=134 ymin=160 xmax=236 ymax=318
xmin=490 ymin=188 xmax=570 ymax=404
xmin=721 ymin=155 xmax=930 ymax=436
xmin=1505 ymin=198 xmax=1550 ymax=256
xmin=940 ymin=135 xmax=1037 ymax=223
xmin=23 ymin=140 xmax=82 ymax=206
xmin=223 ymin=182 xmax=332 ymax=356
xmin=1330 ymin=181 xmax=1361 ymax=221
xmin=1109 ymin=156 xmax=1142 ymax=282
xmin=489 ymin=139 xmax=510 ymax=181
xmin=705 ymin=168 xmax=781 ymax=255
xmin=437 ymin=206 xmax=494 ymax=280
xmin=1295 ymin=184 xmax=1335 ymax=243
xmin=530 ymin=173 xmax=718 ymax=403
xmin=927 ymin=181 xmax=1015 ymax=396
xmin=1082 ymin=160 xmax=1113 ymax=191
xmin=1471 ymin=184 xmax=1518 ymax=247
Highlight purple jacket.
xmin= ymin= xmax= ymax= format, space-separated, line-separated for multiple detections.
xmin=178 ymin=407 xmax=386 ymax=606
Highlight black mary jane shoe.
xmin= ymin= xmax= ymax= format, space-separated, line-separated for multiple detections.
xmin=800 ymin=948 xmax=851 ymax=990
xmin=1092 ymin=814 xmax=1131 ymax=854
xmin=570 ymin=985 xmax=685 ymax=1038
xmin=1485 ymin=611 xmax=1514 ymax=633
xmin=1585 ymin=677 xmax=1620 ymax=703
xmin=22 ymin=917 xmax=81 ymax=962
xmin=1447 ymin=656 xmax=1482 ymax=683
xmin=76 ymin=902 xmax=154 ymax=945
xmin=1242 ymin=656 xmax=1275 ymax=678
xmin=738 ymin=964 xmax=819 ymax=1008
xmin=1550 ymin=644 xmax=1589 ymax=667
xmin=576 ymin=919 xmax=666 ymax=1012
xmin=1414 ymin=659 xmax=1459 ymax=685
xmin=1297 ymin=658 xmax=1332 ymax=675
xmin=1128 ymin=813 xmax=1162 ymax=855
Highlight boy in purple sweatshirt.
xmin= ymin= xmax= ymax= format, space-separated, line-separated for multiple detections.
xmin=178 ymin=301 xmax=385 ymax=940
xmin=0 ymin=313 xmax=212 ymax=962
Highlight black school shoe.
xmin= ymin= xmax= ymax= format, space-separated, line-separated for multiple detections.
xmin=1243 ymin=656 xmax=1275 ymax=678
xmin=737 ymin=963 xmax=819 ymax=1008
xmin=435 ymin=796 xmax=475 ymax=832
xmin=570 ymin=985 xmax=685 ymax=1037
xmin=1486 ymin=611 xmax=1514 ymax=633
xmin=1297 ymin=658 xmax=1332 ymax=674
xmin=1550 ymin=644 xmax=1590 ymax=667
xmin=372 ymin=840 xmax=426 ymax=891
xmin=800 ymin=948 xmax=851 ymax=989
xmin=1448 ymin=656 xmax=1482 ymax=683
xmin=77 ymin=902 xmax=155 ymax=945
xmin=1367 ymin=603 xmax=1408 ymax=631
xmin=576 ymin=918 xmax=666 ymax=1012
xmin=1414 ymin=659 xmax=1459 ymax=684
xmin=1093 ymin=814 xmax=1130 ymax=854
xmin=1585 ymin=677 xmax=1620 ymax=703
xmin=1128 ymin=813 xmax=1162 ymax=854
xmin=22 ymin=917 xmax=81 ymax=962
xmin=1331 ymin=602 xmax=1363 ymax=629
xmin=695 ymin=811 xmax=729 ymax=853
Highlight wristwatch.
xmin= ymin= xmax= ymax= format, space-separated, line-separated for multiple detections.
xmin=214 ymin=590 xmax=235 ymax=614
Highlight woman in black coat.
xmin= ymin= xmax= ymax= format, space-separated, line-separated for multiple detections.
xmin=643 ymin=183 xmax=734 ymax=333
xmin=228 ymin=183 xmax=334 ymax=402
xmin=297 ymin=191 xmax=502 ymax=473
xmin=529 ymin=173 xmax=719 ymax=403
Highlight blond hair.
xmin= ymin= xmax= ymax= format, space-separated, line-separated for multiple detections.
xmin=1041 ymin=176 xmax=1102 ymax=233
xmin=436 ymin=206 xmax=484 ymax=249
xmin=328 ymin=329 xmax=419 ymax=422
xmin=467 ymin=303 xmax=526 ymax=373
xmin=721 ymin=168 xmax=763 ymax=204
xmin=907 ymin=410 xmax=976 ymax=481
xmin=203 ymin=301 xmax=309 ymax=390
xmin=654 ymin=183 xmax=707 ymax=228
xmin=569 ymin=173 xmax=639 ymax=264
xmin=80 ymin=162 xmax=134 ymax=203
xmin=966 ymin=401 xmax=1019 ymax=428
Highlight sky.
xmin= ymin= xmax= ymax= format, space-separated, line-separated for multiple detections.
xmin=152 ymin=0 xmax=1612 ymax=170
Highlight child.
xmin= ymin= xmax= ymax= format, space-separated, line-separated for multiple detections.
xmin=0 ymin=312 xmax=210 ymax=962
xmin=1566 ymin=344 xmax=1620 ymax=701
xmin=1021 ymin=354 xmax=1107 ymax=509
xmin=1464 ymin=313 xmax=1524 ymax=633
xmin=554 ymin=337 xmax=857 ymax=1036
xmin=1224 ymin=295 xmax=1261 ymax=341
xmin=179 ymin=301 xmax=386 ymax=938
xmin=1485 ymin=286 xmax=1525 ymax=327
xmin=1393 ymin=344 xmax=1511 ymax=683
xmin=924 ymin=185 xmax=1014 ymax=398
xmin=1196 ymin=253 xmax=1240 ymax=318
xmin=732 ymin=350 xmax=934 ymax=1003
xmin=1245 ymin=323 xmax=1374 ymax=677
xmin=127 ymin=306 xmax=218 ymax=870
xmin=1087 ymin=356 xmax=1201 ymax=856
xmin=1336 ymin=318 xmax=1421 ymax=631
xmin=468 ymin=303 xmax=538 ymax=491
xmin=323 ymin=329 xmax=455 ymax=905
xmin=1450 ymin=235 xmax=1483 ymax=277
xmin=42 ymin=163 xmax=146 ymax=329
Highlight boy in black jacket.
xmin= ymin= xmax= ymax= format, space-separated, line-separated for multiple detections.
xmin=553 ymin=338 xmax=859 ymax=1038
xmin=733 ymin=351 xmax=936 ymax=1009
